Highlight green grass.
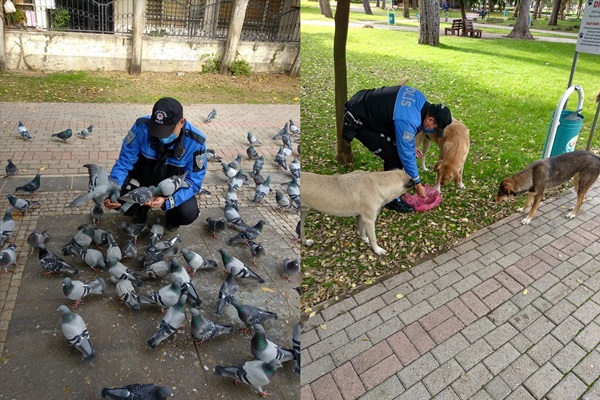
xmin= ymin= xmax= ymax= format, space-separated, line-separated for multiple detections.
xmin=300 ymin=22 xmax=600 ymax=307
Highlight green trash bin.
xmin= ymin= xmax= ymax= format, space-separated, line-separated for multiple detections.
xmin=542 ymin=109 xmax=584 ymax=158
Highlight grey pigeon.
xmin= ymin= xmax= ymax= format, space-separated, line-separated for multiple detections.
xmin=63 ymin=224 xmax=95 ymax=249
xmin=206 ymin=216 xmax=227 ymax=239
xmin=224 ymin=200 xmax=249 ymax=231
xmin=228 ymin=153 xmax=242 ymax=170
xmin=139 ymin=280 xmax=182 ymax=309
xmin=141 ymin=260 xmax=171 ymax=279
xmin=0 ymin=209 xmax=15 ymax=247
xmin=92 ymin=227 xmax=110 ymax=248
xmin=282 ymin=146 xmax=293 ymax=157
xmin=275 ymin=146 xmax=287 ymax=170
xmin=227 ymin=220 xmax=267 ymax=246
xmin=152 ymin=234 xmax=181 ymax=252
xmin=252 ymin=173 xmax=266 ymax=187
xmin=293 ymin=323 xmax=301 ymax=374
xmin=248 ymin=241 xmax=266 ymax=265
xmin=230 ymin=297 xmax=278 ymax=329
xmin=101 ymin=384 xmax=173 ymax=399
xmin=246 ymin=144 xmax=260 ymax=160
xmin=289 ymin=119 xmax=300 ymax=135
xmin=221 ymin=161 xmax=238 ymax=179
xmin=216 ymin=274 xmax=238 ymax=315
xmin=205 ymin=108 xmax=217 ymax=123
xmin=118 ymin=186 xmax=155 ymax=213
xmin=252 ymin=176 xmax=271 ymax=204
xmin=147 ymin=294 xmax=187 ymax=349
xmin=214 ymin=359 xmax=283 ymax=397
xmin=4 ymin=159 xmax=18 ymax=177
xmin=62 ymin=243 xmax=106 ymax=270
xmin=0 ymin=244 xmax=18 ymax=274
xmin=90 ymin=203 xmax=104 ymax=226
xmin=27 ymin=228 xmax=49 ymax=256
xmin=252 ymin=156 xmax=264 ymax=178
xmin=282 ymin=258 xmax=300 ymax=282
xmin=272 ymin=122 xmax=288 ymax=140
xmin=289 ymin=158 xmax=300 ymax=179
xmin=77 ymin=124 xmax=93 ymax=139
xmin=115 ymin=279 xmax=141 ymax=311
xmin=120 ymin=221 xmax=147 ymax=244
xmin=181 ymin=248 xmax=217 ymax=275
xmin=15 ymin=173 xmax=41 ymax=195
xmin=281 ymin=132 xmax=292 ymax=149
xmin=69 ymin=164 xmax=120 ymax=208
xmin=62 ymin=277 xmax=106 ymax=308
xmin=39 ymin=245 xmax=79 ymax=276
xmin=58 ymin=305 xmax=95 ymax=361
xmin=275 ymin=190 xmax=295 ymax=211
xmin=247 ymin=131 xmax=262 ymax=146
xmin=251 ymin=323 xmax=295 ymax=362
xmin=205 ymin=148 xmax=222 ymax=162
xmin=106 ymin=232 xmax=122 ymax=262
xmin=287 ymin=176 xmax=300 ymax=209
xmin=141 ymin=244 xmax=179 ymax=268
xmin=123 ymin=238 xmax=138 ymax=260
xmin=225 ymin=183 xmax=239 ymax=210
xmin=149 ymin=218 xmax=164 ymax=246
xmin=190 ymin=307 xmax=233 ymax=345
xmin=5 ymin=193 xmax=38 ymax=214
xmin=230 ymin=169 xmax=248 ymax=191
xmin=218 ymin=248 xmax=265 ymax=283
xmin=108 ymin=258 xmax=143 ymax=287
xmin=17 ymin=120 xmax=32 ymax=140
xmin=154 ymin=171 xmax=189 ymax=197
xmin=52 ymin=128 xmax=73 ymax=142
xmin=169 ymin=258 xmax=202 ymax=307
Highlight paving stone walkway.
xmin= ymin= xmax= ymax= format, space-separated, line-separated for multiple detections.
xmin=301 ymin=182 xmax=600 ymax=400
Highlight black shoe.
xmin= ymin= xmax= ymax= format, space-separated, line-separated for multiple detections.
xmin=165 ymin=223 xmax=179 ymax=232
xmin=132 ymin=207 xmax=149 ymax=224
xmin=385 ymin=197 xmax=414 ymax=213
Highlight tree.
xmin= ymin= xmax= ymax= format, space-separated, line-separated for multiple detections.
xmin=549 ymin=0 xmax=560 ymax=24
xmin=334 ymin=0 xmax=354 ymax=166
xmin=403 ymin=0 xmax=411 ymax=17
xmin=363 ymin=0 xmax=374 ymax=15
xmin=419 ymin=0 xmax=440 ymax=44
xmin=513 ymin=0 xmax=520 ymax=17
xmin=532 ymin=0 xmax=542 ymax=19
xmin=319 ymin=0 xmax=333 ymax=18
xmin=507 ymin=0 xmax=534 ymax=38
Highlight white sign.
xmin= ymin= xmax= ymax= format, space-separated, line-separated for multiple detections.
xmin=576 ymin=0 xmax=600 ymax=55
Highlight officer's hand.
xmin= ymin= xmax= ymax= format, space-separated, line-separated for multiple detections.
xmin=104 ymin=198 xmax=121 ymax=210
xmin=415 ymin=148 xmax=423 ymax=159
xmin=145 ymin=196 xmax=166 ymax=209
xmin=416 ymin=183 xmax=427 ymax=198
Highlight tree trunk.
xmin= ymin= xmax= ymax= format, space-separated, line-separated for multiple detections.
xmin=513 ymin=0 xmax=520 ymax=17
xmin=382 ymin=0 xmax=386 ymax=8
xmin=549 ymin=0 xmax=560 ymax=24
xmin=558 ymin=0 xmax=567 ymax=20
xmin=376 ymin=0 xmax=381 ymax=7
xmin=0 ymin=2 xmax=6 ymax=71
xmin=219 ymin=0 xmax=250 ymax=74
xmin=488 ymin=0 xmax=494 ymax=12
xmin=459 ymin=0 xmax=467 ymax=36
xmin=363 ymin=0 xmax=374 ymax=14
xmin=412 ymin=0 xmax=418 ymax=10
xmin=130 ymin=0 xmax=145 ymax=75
xmin=404 ymin=0 xmax=410 ymax=17
xmin=334 ymin=0 xmax=354 ymax=166
xmin=418 ymin=0 xmax=440 ymax=44
xmin=532 ymin=0 xmax=541 ymax=20
xmin=288 ymin=48 xmax=300 ymax=78
xmin=507 ymin=0 xmax=534 ymax=38
xmin=319 ymin=0 xmax=333 ymax=18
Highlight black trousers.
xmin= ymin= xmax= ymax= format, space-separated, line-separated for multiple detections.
xmin=353 ymin=125 xmax=404 ymax=171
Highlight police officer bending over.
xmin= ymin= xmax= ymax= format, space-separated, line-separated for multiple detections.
xmin=104 ymin=97 xmax=207 ymax=231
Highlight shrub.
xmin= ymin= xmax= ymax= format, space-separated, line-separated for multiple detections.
xmin=229 ymin=59 xmax=252 ymax=76
xmin=201 ymin=56 xmax=220 ymax=73
xmin=51 ymin=7 xmax=70 ymax=29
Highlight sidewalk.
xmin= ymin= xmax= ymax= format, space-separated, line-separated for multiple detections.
xmin=301 ymin=181 xmax=600 ymax=399
xmin=0 ymin=102 xmax=300 ymax=399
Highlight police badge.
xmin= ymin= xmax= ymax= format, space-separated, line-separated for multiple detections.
xmin=125 ymin=130 xmax=136 ymax=146
xmin=194 ymin=152 xmax=206 ymax=172
xmin=402 ymin=131 xmax=414 ymax=143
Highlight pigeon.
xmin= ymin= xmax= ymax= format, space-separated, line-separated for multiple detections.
xmin=246 ymin=144 xmax=260 ymax=160
xmin=252 ymin=156 xmax=264 ymax=178
xmin=120 ymin=221 xmax=147 ymax=244
xmin=5 ymin=193 xmax=38 ymax=214
xmin=228 ymin=153 xmax=243 ymax=171
xmin=218 ymin=248 xmax=265 ymax=283
xmin=227 ymin=220 xmax=267 ymax=246
xmin=230 ymin=297 xmax=278 ymax=330
xmin=77 ymin=124 xmax=94 ymax=139
xmin=289 ymin=119 xmax=300 ymax=135
xmin=58 ymin=305 xmax=95 ymax=361
xmin=63 ymin=224 xmax=95 ymax=249
xmin=118 ymin=186 xmax=156 ymax=213
xmin=107 ymin=258 xmax=143 ymax=287
xmin=275 ymin=146 xmax=287 ymax=170
xmin=214 ymin=359 xmax=283 ymax=397
xmin=251 ymin=323 xmax=295 ymax=362
xmin=287 ymin=177 xmax=300 ymax=209
xmin=152 ymin=234 xmax=181 ymax=252
xmin=101 ymin=384 xmax=173 ymax=399
xmin=141 ymin=260 xmax=171 ymax=279
xmin=247 ymin=131 xmax=262 ymax=146
xmin=252 ymin=173 xmax=266 ymax=187
xmin=282 ymin=258 xmax=300 ymax=282
xmin=27 ymin=228 xmax=49 ymax=256
xmin=216 ymin=274 xmax=238 ymax=315
xmin=115 ymin=279 xmax=141 ymax=311
xmin=139 ymin=280 xmax=182 ymax=309
xmin=205 ymin=108 xmax=217 ymax=123
xmin=205 ymin=148 xmax=222 ymax=162
xmin=69 ymin=164 xmax=120 ymax=208
xmin=230 ymin=169 xmax=248 ymax=191
xmin=275 ymin=190 xmax=295 ymax=211
xmin=106 ymin=232 xmax=122 ymax=262
xmin=224 ymin=200 xmax=249 ymax=231
xmin=154 ymin=171 xmax=189 ymax=197
xmin=252 ymin=176 xmax=271 ymax=204
xmin=4 ymin=159 xmax=18 ymax=178
xmin=17 ymin=120 xmax=32 ymax=140
xmin=52 ymin=128 xmax=73 ymax=143
xmin=91 ymin=203 xmax=104 ymax=226
xmin=206 ymin=216 xmax=227 ymax=239
xmin=62 ymin=277 xmax=106 ymax=308
xmin=281 ymin=132 xmax=292 ymax=149
xmin=62 ymin=243 xmax=106 ymax=271
xmin=123 ymin=239 xmax=138 ymax=260
xmin=181 ymin=248 xmax=218 ymax=275
xmin=0 ymin=244 xmax=18 ymax=274
xmin=293 ymin=323 xmax=301 ymax=374
xmin=272 ymin=122 xmax=288 ymax=140
xmin=149 ymin=218 xmax=164 ymax=246
xmin=15 ymin=173 xmax=41 ymax=195
xmin=39 ymin=245 xmax=79 ymax=276
xmin=92 ymin=227 xmax=110 ymax=248
xmin=169 ymin=259 xmax=202 ymax=307
xmin=283 ymin=147 xmax=293 ymax=157
xmin=289 ymin=158 xmax=300 ymax=179
xmin=147 ymin=294 xmax=187 ymax=349
xmin=0 ymin=209 xmax=15 ymax=247
xmin=189 ymin=307 xmax=233 ymax=345
xmin=141 ymin=244 xmax=178 ymax=268
xmin=249 ymin=241 xmax=266 ymax=265
xmin=221 ymin=162 xmax=238 ymax=179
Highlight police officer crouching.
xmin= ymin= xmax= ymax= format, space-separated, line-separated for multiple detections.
xmin=104 ymin=97 xmax=207 ymax=231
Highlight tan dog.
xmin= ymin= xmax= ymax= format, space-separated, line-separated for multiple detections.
xmin=415 ymin=118 xmax=470 ymax=191
xmin=496 ymin=150 xmax=600 ymax=225
xmin=300 ymin=169 xmax=413 ymax=255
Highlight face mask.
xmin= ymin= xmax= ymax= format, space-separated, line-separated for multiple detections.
xmin=159 ymin=132 xmax=178 ymax=144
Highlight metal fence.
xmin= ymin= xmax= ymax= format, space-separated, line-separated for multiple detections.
xmin=7 ymin=0 xmax=299 ymax=42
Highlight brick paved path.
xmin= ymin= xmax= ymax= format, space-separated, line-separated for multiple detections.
xmin=301 ymin=183 xmax=600 ymax=400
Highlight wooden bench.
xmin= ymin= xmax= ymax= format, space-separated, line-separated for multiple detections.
xmin=464 ymin=19 xmax=482 ymax=38
xmin=444 ymin=19 xmax=462 ymax=35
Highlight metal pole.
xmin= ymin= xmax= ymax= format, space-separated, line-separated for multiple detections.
xmin=565 ymin=51 xmax=578 ymax=110
xmin=586 ymin=97 xmax=600 ymax=151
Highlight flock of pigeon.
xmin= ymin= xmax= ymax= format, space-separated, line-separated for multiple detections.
xmin=0 ymin=115 xmax=302 ymax=399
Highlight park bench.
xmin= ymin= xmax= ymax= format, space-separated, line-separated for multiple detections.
xmin=444 ymin=19 xmax=462 ymax=35
xmin=477 ymin=10 xmax=487 ymax=19
xmin=464 ymin=19 xmax=482 ymax=38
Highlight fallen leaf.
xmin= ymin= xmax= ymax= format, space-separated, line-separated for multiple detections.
xmin=320 ymin=324 xmax=328 ymax=330
xmin=523 ymin=289 xmax=528 ymax=295
xmin=309 ymin=311 xmax=316 ymax=318
xmin=261 ymin=287 xmax=275 ymax=293
xmin=39 ymin=167 xmax=46 ymax=171
xmin=395 ymin=294 xmax=404 ymax=299
xmin=305 ymin=308 xmax=312 ymax=313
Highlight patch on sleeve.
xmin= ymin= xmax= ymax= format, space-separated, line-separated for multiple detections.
xmin=402 ymin=131 xmax=415 ymax=143
xmin=125 ymin=130 xmax=136 ymax=146
xmin=194 ymin=151 xmax=206 ymax=172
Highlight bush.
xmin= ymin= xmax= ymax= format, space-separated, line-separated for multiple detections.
xmin=7 ymin=9 xmax=26 ymax=26
xmin=229 ymin=59 xmax=252 ymax=76
xmin=51 ymin=7 xmax=70 ymax=29
xmin=201 ymin=56 xmax=220 ymax=73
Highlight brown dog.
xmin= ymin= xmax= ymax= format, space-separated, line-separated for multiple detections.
xmin=415 ymin=118 xmax=470 ymax=191
xmin=496 ymin=150 xmax=600 ymax=225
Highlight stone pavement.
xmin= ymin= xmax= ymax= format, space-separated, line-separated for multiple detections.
xmin=0 ymin=102 xmax=300 ymax=399
xmin=301 ymin=182 xmax=600 ymax=399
